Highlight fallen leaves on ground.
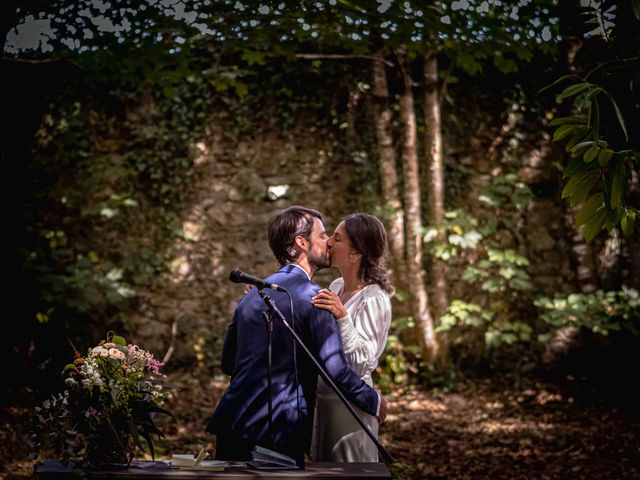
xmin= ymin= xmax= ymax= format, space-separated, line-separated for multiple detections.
xmin=2 ymin=372 xmax=638 ymax=479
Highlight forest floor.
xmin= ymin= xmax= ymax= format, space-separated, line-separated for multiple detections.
xmin=2 ymin=371 xmax=639 ymax=480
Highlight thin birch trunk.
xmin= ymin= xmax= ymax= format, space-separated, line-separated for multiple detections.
xmin=423 ymin=53 xmax=448 ymax=322
xmin=371 ymin=50 xmax=406 ymax=287
xmin=396 ymin=46 xmax=438 ymax=361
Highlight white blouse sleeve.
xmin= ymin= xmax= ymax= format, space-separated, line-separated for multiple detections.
xmin=335 ymin=289 xmax=392 ymax=378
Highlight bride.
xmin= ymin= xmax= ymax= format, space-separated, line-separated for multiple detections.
xmin=310 ymin=212 xmax=393 ymax=462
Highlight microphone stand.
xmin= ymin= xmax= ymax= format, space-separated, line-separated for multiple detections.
xmin=257 ymin=288 xmax=395 ymax=464
xmin=261 ymin=310 xmax=275 ymax=451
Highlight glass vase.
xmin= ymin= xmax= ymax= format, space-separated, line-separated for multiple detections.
xmin=83 ymin=438 xmax=132 ymax=470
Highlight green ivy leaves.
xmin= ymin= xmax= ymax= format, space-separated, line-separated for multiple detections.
xmin=545 ymin=78 xmax=638 ymax=242
xmin=535 ymin=287 xmax=640 ymax=338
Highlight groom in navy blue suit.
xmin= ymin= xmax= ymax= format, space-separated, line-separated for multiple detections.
xmin=206 ymin=206 xmax=385 ymax=466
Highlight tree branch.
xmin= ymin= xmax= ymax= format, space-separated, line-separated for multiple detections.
xmin=295 ymin=53 xmax=395 ymax=67
xmin=585 ymin=56 xmax=640 ymax=80
xmin=1 ymin=55 xmax=66 ymax=64
xmin=162 ymin=313 xmax=182 ymax=365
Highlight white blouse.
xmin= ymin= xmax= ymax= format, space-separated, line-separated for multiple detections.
xmin=327 ymin=277 xmax=392 ymax=383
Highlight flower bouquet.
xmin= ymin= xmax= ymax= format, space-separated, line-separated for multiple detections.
xmin=29 ymin=332 xmax=173 ymax=469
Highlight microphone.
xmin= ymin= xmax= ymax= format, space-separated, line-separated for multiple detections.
xmin=229 ymin=269 xmax=287 ymax=292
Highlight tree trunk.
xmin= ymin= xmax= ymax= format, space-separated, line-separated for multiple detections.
xmin=346 ymin=87 xmax=361 ymax=152
xmin=396 ymin=46 xmax=438 ymax=362
xmin=371 ymin=50 xmax=406 ymax=288
xmin=626 ymin=168 xmax=640 ymax=288
xmin=422 ymin=53 xmax=448 ymax=322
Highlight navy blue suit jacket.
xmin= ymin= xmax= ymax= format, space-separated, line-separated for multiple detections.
xmin=206 ymin=264 xmax=379 ymax=462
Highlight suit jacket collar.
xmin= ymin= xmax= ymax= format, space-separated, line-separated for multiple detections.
xmin=279 ymin=263 xmax=311 ymax=280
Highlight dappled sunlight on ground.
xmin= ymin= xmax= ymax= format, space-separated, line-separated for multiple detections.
xmin=379 ymin=380 xmax=640 ymax=479
xmin=2 ymin=373 xmax=638 ymax=479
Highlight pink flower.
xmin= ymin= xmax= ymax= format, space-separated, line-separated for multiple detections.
xmin=147 ymin=358 xmax=165 ymax=377
xmin=108 ymin=348 xmax=125 ymax=360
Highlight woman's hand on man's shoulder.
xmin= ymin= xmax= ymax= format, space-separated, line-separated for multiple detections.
xmin=310 ymin=289 xmax=348 ymax=319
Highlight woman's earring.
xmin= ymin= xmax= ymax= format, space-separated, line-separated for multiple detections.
xmin=349 ymin=254 xmax=358 ymax=264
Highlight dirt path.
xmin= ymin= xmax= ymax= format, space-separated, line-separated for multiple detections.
xmin=2 ymin=376 xmax=638 ymax=479
xmin=381 ymin=381 xmax=639 ymax=479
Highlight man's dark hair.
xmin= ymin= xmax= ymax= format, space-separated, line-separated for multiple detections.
xmin=268 ymin=206 xmax=323 ymax=266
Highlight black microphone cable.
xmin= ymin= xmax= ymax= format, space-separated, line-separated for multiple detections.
xmin=260 ymin=285 xmax=303 ymax=454
xmin=286 ymin=291 xmax=303 ymax=450
xmin=280 ymin=289 xmax=303 ymax=452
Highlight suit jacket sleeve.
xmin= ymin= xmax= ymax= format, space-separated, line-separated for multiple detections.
xmin=307 ymin=305 xmax=379 ymax=416
xmin=220 ymin=310 xmax=238 ymax=376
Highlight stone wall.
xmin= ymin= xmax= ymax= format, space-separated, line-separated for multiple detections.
xmin=130 ymin=125 xmax=353 ymax=366
xmin=128 ymin=108 xmax=581 ymax=369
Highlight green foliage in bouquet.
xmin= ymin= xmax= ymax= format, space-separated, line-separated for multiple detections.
xmin=28 ymin=332 xmax=173 ymax=467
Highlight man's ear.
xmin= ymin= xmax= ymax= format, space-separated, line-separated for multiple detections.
xmin=294 ymin=235 xmax=308 ymax=253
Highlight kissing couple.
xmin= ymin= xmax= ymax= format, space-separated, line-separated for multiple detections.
xmin=206 ymin=205 xmax=393 ymax=465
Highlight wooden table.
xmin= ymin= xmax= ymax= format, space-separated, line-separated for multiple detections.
xmin=35 ymin=460 xmax=392 ymax=479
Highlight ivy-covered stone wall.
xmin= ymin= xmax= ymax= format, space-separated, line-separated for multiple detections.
xmin=126 ymin=85 xmax=581 ymax=369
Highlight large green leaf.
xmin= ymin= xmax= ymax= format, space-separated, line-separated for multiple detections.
xmin=140 ymin=430 xmax=156 ymax=460
xmin=568 ymin=140 xmax=596 ymax=156
xmin=589 ymin=96 xmax=600 ymax=139
xmin=553 ymin=124 xmax=579 ymax=141
xmin=128 ymin=419 xmax=145 ymax=451
xmin=62 ymin=363 xmax=76 ymax=375
xmin=576 ymin=193 xmax=604 ymax=226
xmin=564 ymin=156 xmax=590 ymax=177
xmin=583 ymin=145 xmax=600 ymax=163
xmin=565 ymin=128 xmax=593 ymax=152
xmin=632 ymin=0 xmax=640 ymax=19
xmin=621 ymin=210 xmax=637 ymax=237
xmin=537 ymin=74 xmax=575 ymax=94
xmin=562 ymin=169 xmax=600 ymax=207
xmin=604 ymin=206 xmax=623 ymax=230
xmin=604 ymin=92 xmax=628 ymax=141
xmin=609 ymin=160 xmax=626 ymax=210
xmin=143 ymin=404 xmax=175 ymax=420
xmin=597 ymin=149 xmax=614 ymax=167
xmin=549 ymin=115 xmax=587 ymax=126
xmin=556 ymin=82 xmax=592 ymax=101
xmin=583 ymin=207 xmax=607 ymax=242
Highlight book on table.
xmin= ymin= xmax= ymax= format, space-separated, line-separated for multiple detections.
xmin=247 ymin=445 xmax=301 ymax=470
xmin=172 ymin=460 xmax=228 ymax=472
xmin=170 ymin=447 xmax=229 ymax=471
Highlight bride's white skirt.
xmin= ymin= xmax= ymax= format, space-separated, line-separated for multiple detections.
xmin=311 ymin=383 xmax=379 ymax=462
